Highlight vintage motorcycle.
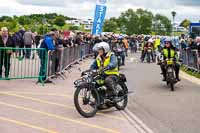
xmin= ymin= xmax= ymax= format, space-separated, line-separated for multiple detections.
xmin=74 ymin=69 xmax=129 ymax=118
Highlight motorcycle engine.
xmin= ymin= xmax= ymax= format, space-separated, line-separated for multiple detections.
xmin=98 ymin=86 xmax=107 ymax=97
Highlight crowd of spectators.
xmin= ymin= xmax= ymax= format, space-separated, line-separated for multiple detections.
xmin=0 ymin=26 xmax=199 ymax=80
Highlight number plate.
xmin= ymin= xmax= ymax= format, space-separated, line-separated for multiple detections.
xmin=167 ymin=60 xmax=173 ymax=65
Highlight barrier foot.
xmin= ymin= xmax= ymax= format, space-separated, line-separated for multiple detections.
xmin=36 ymin=77 xmax=45 ymax=86
xmin=55 ymin=73 xmax=65 ymax=80
xmin=44 ymin=79 xmax=55 ymax=85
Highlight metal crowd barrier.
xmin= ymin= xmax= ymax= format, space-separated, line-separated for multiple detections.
xmin=0 ymin=47 xmax=48 ymax=83
xmin=181 ymin=49 xmax=200 ymax=73
xmin=0 ymin=43 xmax=93 ymax=83
xmin=47 ymin=43 xmax=93 ymax=79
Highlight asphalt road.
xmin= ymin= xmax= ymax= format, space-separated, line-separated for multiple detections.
xmin=122 ymin=52 xmax=200 ymax=133
xmin=0 ymin=59 xmax=138 ymax=133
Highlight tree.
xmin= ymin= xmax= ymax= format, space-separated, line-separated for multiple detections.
xmin=154 ymin=14 xmax=172 ymax=35
xmin=136 ymin=9 xmax=153 ymax=34
xmin=18 ymin=16 xmax=31 ymax=25
xmin=54 ymin=16 xmax=66 ymax=27
xmin=69 ymin=26 xmax=79 ymax=30
xmin=117 ymin=8 xmax=153 ymax=35
xmin=103 ymin=17 xmax=118 ymax=32
xmin=8 ymin=20 xmax=17 ymax=31
xmin=38 ymin=25 xmax=49 ymax=35
xmin=118 ymin=9 xmax=139 ymax=35
xmin=0 ymin=16 xmax=13 ymax=22
xmin=180 ymin=19 xmax=191 ymax=28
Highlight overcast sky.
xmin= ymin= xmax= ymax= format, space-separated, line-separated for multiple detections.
xmin=0 ymin=0 xmax=199 ymax=22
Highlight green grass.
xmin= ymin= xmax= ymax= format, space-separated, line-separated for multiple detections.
xmin=180 ymin=66 xmax=200 ymax=79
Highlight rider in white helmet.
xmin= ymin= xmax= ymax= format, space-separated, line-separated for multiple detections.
xmin=160 ymin=37 xmax=180 ymax=81
xmin=91 ymin=42 xmax=119 ymax=96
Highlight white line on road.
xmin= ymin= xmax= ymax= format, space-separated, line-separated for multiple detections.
xmin=121 ymin=109 xmax=154 ymax=133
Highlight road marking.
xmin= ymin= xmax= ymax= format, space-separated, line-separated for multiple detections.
xmin=0 ymin=116 xmax=57 ymax=133
xmin=0 ymin=92 xmax=126 ymax=121
xmin=122 ymin=109 xmax=154 ymax=133
xmin=0 ymin=102 xmax=120 ymax=133
xmin=0 ymin=91 xmax=73 ymax=98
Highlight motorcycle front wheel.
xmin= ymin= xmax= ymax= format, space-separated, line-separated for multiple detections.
xmin=168 ymin=72 xmax=175 ymax=91
xmin=170 ymin=81 xmax=174 ymax=91
xmin=74 ymin=86 xmax=100 ymax=118
xmin=147 ymin=52 xmax=151 ymax=63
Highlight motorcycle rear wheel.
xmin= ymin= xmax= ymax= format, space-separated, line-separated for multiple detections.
xmin=170 ymin=81 xmax=174 ymax=91
xmin=115 ymin=82 xmax=128 ymax=110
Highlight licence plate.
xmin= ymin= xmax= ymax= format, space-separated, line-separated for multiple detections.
xmin=167 ymin=60 xmax=173 ymax=65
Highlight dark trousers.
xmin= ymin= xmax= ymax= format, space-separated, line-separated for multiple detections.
xmin=141 ymin=50 xmax=154 ymax=62
xmin=0 ymin=51 xmax=11 ymax=78
xmin=161 ymin=63 xmax=180 ymax=79
xmin=125 ymin=49 xmax=128 ymax=57
xmin=39 ymin=51 xmax=47 ymax=81
xmin=104 ymin=75 xmax=118 ymax=93
xmin=18 ymin=42 xmax=25 ymax=57
xmin=121 ymin=52 xmax=125 ymax=65
xmin=25 ymin=45 xmax=32 ymax=59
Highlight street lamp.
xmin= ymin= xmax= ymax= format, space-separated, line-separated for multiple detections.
xmin=171 ymin=11 xmax=176 ymax=37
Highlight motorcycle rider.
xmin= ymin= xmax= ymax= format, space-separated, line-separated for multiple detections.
xmin=160 ymin=38 xmax=180 ymax=82
xmin=141 ymin=38 xmax=154 ymax=62
xmin=91 ymin=42 xmax=119 ymax=96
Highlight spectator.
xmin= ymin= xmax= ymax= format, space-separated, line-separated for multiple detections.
xmin=54 ymin=32 xmax=64 ymax=73
xmin=196 ymin=37 xmax=200 ymax=52
xmin=38 ymin=31 xmax=56 ymax=83
xmin=0 ymin=27 xmax=15 ymax=79
xmin=12 ymin=28 xmax=25 ymax=57
xmin=34 ymin=32 xmax=41 ymax=48
xmin=188 ymin=32 xmax=197 ymax=50
xmin=123 ymin=37 xmax=129 ymax=57
xmin=23 ymin=30 xmax=34 ymax=59
xmin=180 ymin=38 xmax=187 ymax=50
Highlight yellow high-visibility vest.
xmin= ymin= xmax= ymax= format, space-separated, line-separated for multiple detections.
xmin=96 ymin=51 xmax=119 ymax=76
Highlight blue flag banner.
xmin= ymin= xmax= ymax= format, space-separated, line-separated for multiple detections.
xmin=92 ymin=0 xmax=107 ymax=35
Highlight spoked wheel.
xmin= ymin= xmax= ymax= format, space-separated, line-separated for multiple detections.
xmin=147 ymin=52 xmax=151 ymax=63
xmin=166 ymin=81 xmax=169 ymax=86
xmin=74 ymin=86 xmax=100 ymax=118
xmin=168 ymin=72 xmax=175 ymax=92
xmin=170 ymin=81 xmax=174 ymax=91
xmin=114 ymin=82 xmax=128 ymax=110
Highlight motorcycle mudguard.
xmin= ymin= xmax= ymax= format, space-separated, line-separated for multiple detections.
xmin=76 ymin=82 xmax=93 ymax=89
xmin=119 ymin=73 xmax=127 ymax=82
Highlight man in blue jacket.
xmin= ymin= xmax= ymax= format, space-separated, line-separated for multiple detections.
xmin=38 ymin=31 xmax=56 ymax=83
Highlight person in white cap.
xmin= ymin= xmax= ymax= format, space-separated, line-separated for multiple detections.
xmin=0 ymin=27 xmax=15 ymax=79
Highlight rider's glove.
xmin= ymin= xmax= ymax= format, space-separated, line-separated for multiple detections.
xmin=99 ymin=66 xmax=110 ymax=74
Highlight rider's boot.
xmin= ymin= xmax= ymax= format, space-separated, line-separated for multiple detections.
xmin=176 ymin=71 xmax=181 ymax=82
xmin=162 ymin=70 xmax=166 ymax=81
xmin=162 ymin=77 xmax=166 ymax=81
